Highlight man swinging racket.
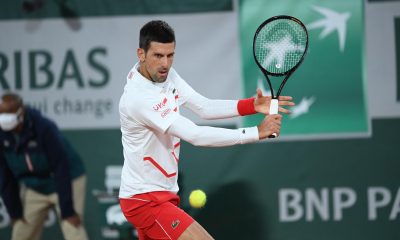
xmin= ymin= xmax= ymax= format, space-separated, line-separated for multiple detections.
xmin=119 ymin=20 xmax=294 ymax=240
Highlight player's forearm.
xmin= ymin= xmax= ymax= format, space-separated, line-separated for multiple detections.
xmin=0 ymin=184 xmax=23 ymax=219
xmin=184 ymin=91 xmax=257 ymax=120
xmin=44 ymin=127 xmax=76 ymax=219
xmin=184 ymin=93 xmax=238 ymax=119
xmin=167 ymin=115 xmax=259 ymax=147
xmin=0 ymin=163 xmax=23 ymax=219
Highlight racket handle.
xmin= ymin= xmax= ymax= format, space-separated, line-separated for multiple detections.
xmin=269 ymin=133 xmax=278 ymax=138
xmin=269 ymin=99 xmax=279 ymax=114
xmin=268 ymin=99 xmax=279 ymax=138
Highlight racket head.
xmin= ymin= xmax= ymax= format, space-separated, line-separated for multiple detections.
xmin=253 ymin=15 xmax=309 ymax=76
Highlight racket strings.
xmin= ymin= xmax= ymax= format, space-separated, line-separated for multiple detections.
xmin=255 ymin=19 xmax=307 ymax=74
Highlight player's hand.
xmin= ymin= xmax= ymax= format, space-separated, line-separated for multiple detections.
xmin=257 ymin=114 xmax=282 ymax=139
xmin=254 ymin=88 xmax=295 ymax=115
xmin=65 ymin=215 xmax=81 ymax=228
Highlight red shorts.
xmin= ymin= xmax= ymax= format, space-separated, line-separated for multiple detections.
xmin=120 ymin=191 xmax=194 ymax=240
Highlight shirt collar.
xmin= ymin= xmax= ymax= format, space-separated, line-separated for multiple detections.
xmin=131 ymin=62 xmax=169 ymax=89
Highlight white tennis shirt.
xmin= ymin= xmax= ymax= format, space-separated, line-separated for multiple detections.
xmin=119 ymin=63 xmax=259 ymax=198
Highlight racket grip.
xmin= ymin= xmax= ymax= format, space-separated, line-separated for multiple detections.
xmin=269 ymin=133 xmax=278 ymax=138
xmin=269 ymin=99 xmax=279 ymax=114
xmin=268 ymin=99 xmax=279 ymax=138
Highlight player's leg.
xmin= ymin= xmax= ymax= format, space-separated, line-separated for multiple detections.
xmin=12 ymin=188 xmax=50 ymax=240
xmin=143 ymin=204 xmax=214 ymax=240
xmin=56 ymin=175 xmax=88 ymax=240
xmin=121 ymin=195 xmax=194 ymax=240
xmin=178 ymin=221 xmax=214 ymax=240
xmin=136 ymin=201 xmax=195 ymax=240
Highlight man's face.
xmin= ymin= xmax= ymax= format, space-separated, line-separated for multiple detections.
xmin=0 ymin=98 xmax=23 ymax=131
xmin=138 ymin=41 xmax=175 ymax=83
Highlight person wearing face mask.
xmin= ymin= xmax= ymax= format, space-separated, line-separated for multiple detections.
xmin=0 ymin=92 xmax=88 ymax=240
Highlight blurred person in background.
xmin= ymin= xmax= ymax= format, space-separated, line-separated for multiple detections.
xmin=0 ymin=92 xmax=88 ymax=240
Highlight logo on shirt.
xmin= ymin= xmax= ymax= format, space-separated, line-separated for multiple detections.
xmin=128 ymin=71 xmax=134 ymax=79
xmin=171 ymin=219 xmax=180 ymax=229
xmin=153 ymin=97 xmax=168 ymax=111
xmin=161 ymin=108 xmax=171 ymax=118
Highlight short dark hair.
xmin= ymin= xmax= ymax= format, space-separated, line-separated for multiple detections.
xmin=1 ymin=92 xmax=23 ymax=111
xmin=139 ymin=20 xmax=175 ymax=52
xmin=2 ymin=92 xmax=23 ymax=106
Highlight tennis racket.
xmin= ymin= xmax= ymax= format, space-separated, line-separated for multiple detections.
xmin=253 ymin=15 xmax=309 ymax=138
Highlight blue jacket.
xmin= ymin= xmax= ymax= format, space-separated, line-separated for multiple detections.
xmin=0 ymin=107 xmax=85 ymax=219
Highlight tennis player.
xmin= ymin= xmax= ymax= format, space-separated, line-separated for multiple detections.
xmin=119 ymin=20 xmax=294 ymax=240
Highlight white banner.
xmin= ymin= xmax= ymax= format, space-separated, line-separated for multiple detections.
xmin=0 ymin=12 xmax=242 ymax=129
xmin=365 ymin=1 xmax=400 ymax=118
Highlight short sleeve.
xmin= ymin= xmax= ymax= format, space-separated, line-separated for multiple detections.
xmin=130 ymin=94 xmax=179 ymax=133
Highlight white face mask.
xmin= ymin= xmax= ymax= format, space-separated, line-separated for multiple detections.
xmin=0 ymin=108 xmax=23 ymax=131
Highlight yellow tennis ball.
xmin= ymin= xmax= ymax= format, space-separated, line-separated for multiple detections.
xmin=189 ymin=189 xmax=207 ymax=208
